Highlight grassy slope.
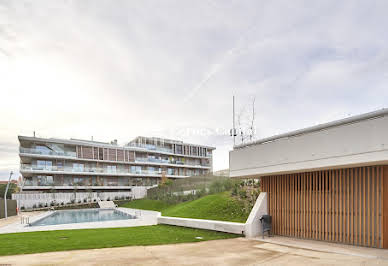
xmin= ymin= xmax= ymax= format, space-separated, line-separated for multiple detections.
xmin=162 ymin=192 xmax=249 ymax=223
xmin=119 ymin=199 xmax=174 ymax=211
xmin=0 ymin=225 xmax=239 ymax=256
xmin=121 ymin=192 xmax=249 ymax=223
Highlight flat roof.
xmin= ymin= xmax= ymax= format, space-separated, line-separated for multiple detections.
xmin=235 ymin=108 xmax=388 ymax=150
xmin=18 ymin=135 xmax=215 ymax=150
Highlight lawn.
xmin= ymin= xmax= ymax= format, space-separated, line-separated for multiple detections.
xmin=121 ymin=192 xmax=250 ymax=223
xmin=0 ymin=225 xmax=239 ymax=256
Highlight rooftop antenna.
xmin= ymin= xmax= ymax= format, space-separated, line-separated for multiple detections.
xmin=230 ymin=95 xmax=237 ymax=146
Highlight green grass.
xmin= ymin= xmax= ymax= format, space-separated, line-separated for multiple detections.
xmin=162 ymin=192 xmax=249 ymax=223
xmin=119 ymin=199 xmax=174 ymax=211
xmin=122 ymin=192 xmax=250 ymax=223
xmin=0 ymin=225 xmax=239 ymax=256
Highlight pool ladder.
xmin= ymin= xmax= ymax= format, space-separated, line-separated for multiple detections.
xmin=21 ymin=216 xmax=30 ymax=225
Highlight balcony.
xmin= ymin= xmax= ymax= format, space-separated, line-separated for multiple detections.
xmin=135 ymin=157 xmax=210 ymax=168
xmin=127 ymin=143 xmax=173 ymax=153
xmin=20 ymin=164 xmax=184 ymax=177
xmin=20 ymin=147 xmax=76 ymax=158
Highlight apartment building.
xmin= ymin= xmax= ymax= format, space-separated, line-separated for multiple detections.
xmin=19 ymin=135 xmax=214 ymax=192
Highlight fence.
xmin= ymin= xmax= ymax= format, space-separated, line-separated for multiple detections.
xmin=12 ymin=187 xmax=147 ymax=209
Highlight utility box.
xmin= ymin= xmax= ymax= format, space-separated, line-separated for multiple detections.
xmin=259 ymin=215 xmax=272 ymax=238
xmin=0 ymin=199 xmax=17 ymax=219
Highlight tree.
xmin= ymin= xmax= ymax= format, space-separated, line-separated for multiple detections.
xmin=0 ymin=183 xmax=18 ymax=199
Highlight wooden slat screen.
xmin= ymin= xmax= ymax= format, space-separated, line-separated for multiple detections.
xmin=261 ymin=165 xmax=385 ymax=248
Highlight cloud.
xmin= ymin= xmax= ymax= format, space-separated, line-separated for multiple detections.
xmin=1 ymin=0 xmax=388 ymax=179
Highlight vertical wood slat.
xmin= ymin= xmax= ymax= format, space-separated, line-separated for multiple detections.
xmin=367 ymin=167 xmax=371 ymax=247
xmin=355 ymin=168 xmax=359 ymax=245
xmin=309 ymin=172 xmax=312 ymax=239
xmin=315 ymin=171 xmax=318 ymax=240
xmin=371 ymin=167 xmax=375 ymax=247
xmin=377 ymin=167 xmax=380 ymax=248
xmin=351 ymin=168 xmax=354 ymax=245
xmin=340 ymin=169 xmax=343 ymax=242
xmin=261 ymin=165 xmax=383 ymax=249
xmin=331 ymin=170 xmax=335 ymax=241
xmin=359 ymin=167 xmax=363 ymax=245
xmin=383 ymin=166 xmax=388 ymax=249
xmin=363 ymin=167 xmax=366 ymax=246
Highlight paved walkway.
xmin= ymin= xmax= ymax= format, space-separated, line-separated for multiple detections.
xmin=0 ymin=211 xmax=43 ymax=228
xmin=1 ymin=237 xmax=387 ymax=265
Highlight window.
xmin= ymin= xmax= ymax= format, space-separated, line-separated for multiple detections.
xmin=36 ymin=160 xmax=52 ymax=170
xmin=73 ymin=163 xmax=84 ymax=172
xmin=36 ymin=145 xmax=51 ymax=154
xmin=37 ymin=175 xmax=53 ymax=186
xmin=107 ymin=165 xmax=116 ymax=173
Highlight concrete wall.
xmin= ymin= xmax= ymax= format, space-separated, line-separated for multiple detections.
xmin=0 ymin=199 xmax=17 ymax=218
xmin=244 ymin=192 xmax=268 ymax=238
xmin=157 ymin=193 xmax=267 ymax=237
xmin=12 ymin=187 xmax=147 ymax=209
xmin=230 ymin=114 xmax=388 ymax=178
xmin=158 ymin=216 xmax=245 ymax=235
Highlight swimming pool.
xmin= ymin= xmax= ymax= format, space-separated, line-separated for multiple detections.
xmin=30 ymin=209 xmax=135 ymax=226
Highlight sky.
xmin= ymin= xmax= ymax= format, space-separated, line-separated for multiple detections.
xmin=1 ymin=0 xmax=388 ymax=180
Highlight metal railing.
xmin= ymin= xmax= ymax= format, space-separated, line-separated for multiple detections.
xmin=20 ymin=164 xmax=182 ymax=176
xmin=19 ymin=147 xmax=76 ymax=157
xmin=127 ymin=143 xmax=173 ymax=153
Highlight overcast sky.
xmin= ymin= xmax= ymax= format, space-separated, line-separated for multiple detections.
xmin=1 ymin=0 xmax=388 ymax=180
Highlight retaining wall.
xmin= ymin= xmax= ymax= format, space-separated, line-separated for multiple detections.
xmin=158 ymin=216 xmax=245 ymax=235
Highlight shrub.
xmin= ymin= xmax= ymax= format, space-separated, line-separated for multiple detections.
xmin=44 ymin=203 xmax=48 ymax=207
xmin=38 ymin=203 xmax=43 ymax=208
xmin=70 ymin=199 xmax=75 ymax=204
xmin=21 ymin=206 xmax=25 ymax=211
xmin=125 ymin=196 xmax=130 ymax=200
xmin=93 ymin=199 xmax=97 ymax=202
xmin=61 ymin=202 xmax=64 ymax=206
xmin=83 ymin=198 xmax=87 ymax=203
xmin=78 ymin=200 xmax=82 ymax=204
xmin=115 ymin=196 xmax=119 ymax=200
xmin=50 ymin=202 xmax=55 ymax=207
xmin=238 ymin=189 xmax=247 ymax=199
xmin=107 ymin=197 xmax=110 ymax=201
xmin=32 ymin=204 xmax=37 ymax=209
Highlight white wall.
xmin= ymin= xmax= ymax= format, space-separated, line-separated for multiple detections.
xmin=230 ymin=115 xmax=388 ymax=177
xmin=245 ymin=192 xmax=267 ymax=238
xmin=158 ymin=216 xmax=245 ymax=235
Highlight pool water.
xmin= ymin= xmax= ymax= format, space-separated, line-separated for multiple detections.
xmin=30 ymin=209 xmax=135 ymax=226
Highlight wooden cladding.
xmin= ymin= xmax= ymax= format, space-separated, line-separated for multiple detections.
xmin=77 ymin=146 xmax=133 ymax=162
xmin=261 ymin=165 xmax=388 ymax=248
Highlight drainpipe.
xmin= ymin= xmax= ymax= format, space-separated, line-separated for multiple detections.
xmin=4 ymin=171 xmax=13 ymax=219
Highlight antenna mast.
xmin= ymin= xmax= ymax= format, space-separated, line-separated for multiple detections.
xmin=230 ymin=95 xmax=237 ymax=146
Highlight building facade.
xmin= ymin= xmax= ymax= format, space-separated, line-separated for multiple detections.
xmin=19 ymin=135 xmax=214 ymax=192
xmin=230 ymin=109 xmax=388 ymax=249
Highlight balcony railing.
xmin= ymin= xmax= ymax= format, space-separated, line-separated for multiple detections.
xmin=20 ymin=147 xmax=76 ymax=158
xmin=20 ymin=164 xmax=181 ymax=176
xmin=135 ymin=157 xmax=209 ymax=167
xmin=127 ymin=143 xmax=173 ymax=153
